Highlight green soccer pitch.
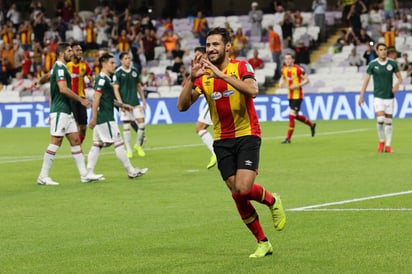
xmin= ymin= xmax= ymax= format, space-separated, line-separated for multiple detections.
xmin=0 ymin=119 xmax=411 ymax=273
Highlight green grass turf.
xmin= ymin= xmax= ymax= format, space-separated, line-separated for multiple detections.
xmin=0 ymin=119 xmax=411 ymax=273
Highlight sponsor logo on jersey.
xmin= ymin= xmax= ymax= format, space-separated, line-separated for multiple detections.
xmin=222 ymin=90 xmax=234 ymax=97
xmin=211 ymin=92 xmax=222 ymax=100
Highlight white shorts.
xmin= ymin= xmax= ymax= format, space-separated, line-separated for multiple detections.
xmin=374 ymin=98 xmax=394 ymax=115
xmin=49 ymin=112 xmax=78 ymax=136
xmin=197 ymin=106 xmax=212 ymax=125
xmin=120 ymin=105 xmax=145 ymax=121
xmin=93 ymin=121 xmax=122 ymax=144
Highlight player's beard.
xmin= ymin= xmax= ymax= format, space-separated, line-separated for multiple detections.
xmin=209 ymin=50 xmax=225 ymax=66
xmin=64 ymin=54 xmax=71 ymax=63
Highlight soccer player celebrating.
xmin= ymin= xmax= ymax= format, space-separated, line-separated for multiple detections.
xmin=87 ymin=53 xmax=148 ymax=179
xmin=113 ymin=52 xmax=147 ymax=158
xmin=177 ymin=27 xmax=286 ymax=258
xmin=37 ymin=42 xmax=104 ymax=185
xmin=359 ymin=42 xmax=402 ymax=153
xmin=67 ymin=42 xmax=94 ymax=144
xmin=279 ymin=53 xmax=316 ymax=144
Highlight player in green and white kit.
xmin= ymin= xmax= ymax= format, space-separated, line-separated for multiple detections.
xmin=87 ymin=53 xmax=148 ymax=179
xmin=113 ymin=52 xmax=147 ymax=159
xmin=359 ymin=42 xmax=402 ymax=153
xmin=37 ymin=42 xmax=104 ymax=185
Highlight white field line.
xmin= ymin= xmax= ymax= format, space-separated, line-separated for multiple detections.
xmin=288 ymin=190 xmax=412 ymax=211
xmin=0 ymin=128 xmax=371 ymax=164
xmin=292 ymin=208 xmax=412 ymax=211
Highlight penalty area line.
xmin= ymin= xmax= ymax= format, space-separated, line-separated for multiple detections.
xmin=288 ymin=190 xmax=412 ymax=211
xmin=292 ymin=208 xmax=412 ymax=212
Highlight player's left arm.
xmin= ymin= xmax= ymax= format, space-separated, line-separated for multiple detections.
xmin=393 ymin=70 xmax=402 ymax=93
xmin=137 ymin=82 xmax=146 ymax=109
xmin=89 ymin=91 xmax=101 ymax=129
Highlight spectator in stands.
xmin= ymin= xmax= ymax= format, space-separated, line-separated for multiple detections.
xmin=176 ymin=64 xmax=188 ymax=86
xmin=32 ymin=11 xmax=48 ymax=46
xmin=381 ymin=18 xmax=398 ymax=50
xmin=168 ymin=42 xmax=186 ymax=73
xmin=159 ymin=70 xmax=174 ymax=87
xmin=249 ymin=2 xmax=263 ymax=41
xmin=6 ymin=3 xmax=21 ymax=32
xmin=71 ymin=16 xmax=85 ymax=44
xmin=43 ymin=42 xmax=57 ymax=72
xmin=248 ymin=49 xmax=264 ymax=70
xmin=312 ymin=0 xmax=327 ymax=42
xmin=162 ymin=29 xmax=181 ymax=59
xmin=32 ymin=40 xmax=43 ymax=70
xmin=347 ymin=0 xmax=367 ymax=39
xmin=141 ymin=71 xmax=160 ymax=98
xmin=140 ymin=28 xmax=158 ymax=62
xmin=224 ymin=22 xmax=234 ymax=36
xmin=293 ymin=9 xmax=304 ymax=27
xmin=0 ymin=55 xmax=11 ymax=85
xmin=340 ymin=0 xmax=355 ymax=27
xmin=18 ymin=20 xmax=33 ymax=51
xmin=96 ymin=18 xmax=110 ymax=48
xmin=11 ymin=72 xmax=32 ymax=95
xmin=294 ymin=40 xmax=311 ymax=68
xmin=369 ymin=3 xmax=383 ymax=41
xmin=55 ymin=16 xmax=68 ymax=42
xmin=1 ymin=21 xmax=13 ymax=45
xmin=268 ymin=25 xmax=282 ymax=80
xmin=383 ymin=0 xmax=399 ymax=20
xmin=2 ymin=42 xmax=17 ymax=78
xmin=85 ymin=19 xmax=98 ymax=51
xmin=347 ymin=47 xmax=364 ymax=69
xmin=273 ymin=4 xmax=285 ymax=26
xmin=363 ymin=42 xmax=377 ymax=65
xmin=355 ymin=28 xmax=374 ymax=45
xmin=280 ymin=11 xmax=294 ymax=49
xmin=34 ymin=64 xmax=46 ymax=81
xmin=110 ymin=15 xmax=122 ymax=47
xmin=192 ymin=10 xmax=207 ymax=38
xmin=30 ymin=1 xmax=46 ymax=22
xmin=400 ymin=53 xmax=412 ymax=72
xmin=21 ymin=51 xmax=32 ymax=77
xmin=198 ymin=20 xmax=210 ymax=47
xmin=117 ymin=29 xmax=132 ymax=52
xmin=231 ymin=27 xmax=249 ymax=58
xmin=163 ymin=17 xmax=174 ymax=33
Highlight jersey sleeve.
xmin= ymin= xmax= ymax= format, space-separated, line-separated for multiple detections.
xmin=193 ymin=77 xmax=203 ymax=95
xmin=112 ymin=71 xmax=119 ymax=85
xmin=366 ymin=62 xmax=374 ymax=75
xmin=94 ymin=77 xmax=106 ymax=93
xmin=238 ymin=60 xmax=255 ymax=80
xmin=55 ymin=66 xmax=67 ymax=82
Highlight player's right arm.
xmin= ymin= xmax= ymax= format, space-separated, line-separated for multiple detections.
xmin=359 ymin=74 xmax=371 ymax=106
xmin=89 ymin=91 xmax=101 ymax=129
xmin=57 ymin=80 xmax=91 ymax=107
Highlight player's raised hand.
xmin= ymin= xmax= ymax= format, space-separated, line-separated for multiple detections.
xmin=190 ymin=52 xmax=208 ymax=81
xmin=200 ymin=58 xmax=224 ymax=79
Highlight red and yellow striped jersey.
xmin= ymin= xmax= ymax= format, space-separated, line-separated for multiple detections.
xmin=2 ymin=29 xmax=12 ymax=45
xmin=117 ymin=36 xmax=130 ymax=52
xmin=282 ymin=64 xmax=305 ymax=100
xmin=67 ymin=60 xmax=92 ymax=98
xmin=44 ymin=52 xmax=56 ymax=72
xmin=20 ymin=29 xmax=32 ymax=45
xmin=85 ymin=27 xmax=96 ymax=43
xmin=192 ymin=18 xmax=206 ymax=33
xmin=194 ymin=59 xmax=261 ymax=140
xmin=383 ymin=31 xmax=396 ymax=48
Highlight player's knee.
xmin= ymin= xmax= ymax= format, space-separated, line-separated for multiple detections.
xmin=137 ymin=123 xmax=145 ymax=130
xmin=377 ymin=116 xmax=385 ymax=124
xmin=384 ymin=117 xmax=392 ymax=125
xmin=123 ymin=123 xmax=131 ymax=131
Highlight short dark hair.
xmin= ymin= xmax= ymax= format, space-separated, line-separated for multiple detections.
xmin=56 ymin=42 xmax=71 ymax=56
xmin=99 ymin=53 xmax=113 ymax=66
xmin=119 ymin=52 xmax=129 ymax=60
xmin=70 ymin=41 xmax=82 ymax=48
xmin=207 ymin=27 xmax=232 ymax=44
xmin=194 ymin=46 xmax=206 ymax=53
xmin=376 ymin=42 xmax=387 ymax=50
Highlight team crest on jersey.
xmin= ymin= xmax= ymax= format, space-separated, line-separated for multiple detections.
xmin=222 ymin=90 xmax=234 ymax=97
xmin=386 ymin=64 xmax=393 ymax=71
xmin=132 ymin=71 xmax=137 ymax=77
xmin=204 ymin=80 xmax=211 ymax=86
xmin=211 ymin=92 xmax=222 ymax=100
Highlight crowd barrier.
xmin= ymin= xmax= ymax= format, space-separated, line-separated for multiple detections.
xmin=1 ymin=92 xmax=412 ymax=128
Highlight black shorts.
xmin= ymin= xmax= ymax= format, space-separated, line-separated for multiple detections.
xmin=213 ymin=135 xmax=261 ymax=181
xmin=70 ymin=99 xmax=88 ymax=125
xmin=289 ymin=99 xmax=303 ymax=112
